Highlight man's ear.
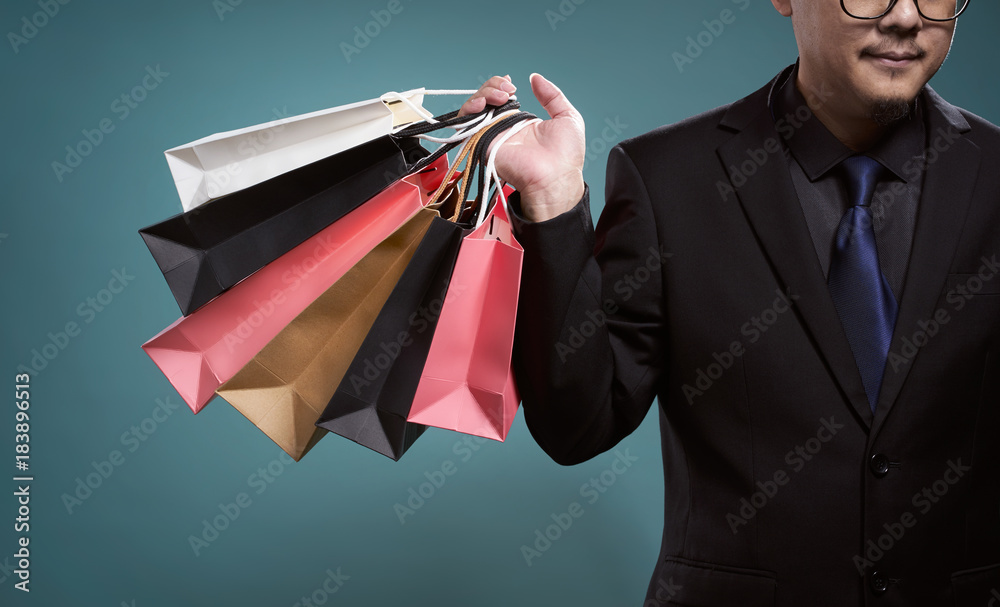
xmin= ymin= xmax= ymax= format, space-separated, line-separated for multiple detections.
xmin=771 ymin=0 xmax=793 ymax=17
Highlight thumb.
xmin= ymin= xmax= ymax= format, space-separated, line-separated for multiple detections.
xmin=530 ymin=73 xmax=579 ymax=121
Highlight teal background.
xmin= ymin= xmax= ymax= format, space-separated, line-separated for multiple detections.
xmin=1 ymin=1 xmax=997 ymax=605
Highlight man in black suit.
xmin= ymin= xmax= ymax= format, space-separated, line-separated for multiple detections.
xmin=460 ymin=0 xmax=998 ymax=604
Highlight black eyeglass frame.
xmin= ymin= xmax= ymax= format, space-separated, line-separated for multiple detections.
xmin=840 ymin=0 xmax=970 ymax=21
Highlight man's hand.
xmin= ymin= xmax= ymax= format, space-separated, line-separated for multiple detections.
xmin=458 ymin=74 xmax=586 ymax=223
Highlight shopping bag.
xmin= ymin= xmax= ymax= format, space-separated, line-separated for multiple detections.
xmin=315 ymin=216 xmax=465 ymax=460
xmin=167 ymin=89 xmax=433 ymax=211
xmin=316 ymin=114 xmax=527 ymax=456
xmin=211 ymin=104 xmax=521 ymax=459
xmin=141 ymin=155 xmax=449 ymax=414
xmin=215 ymin=207 xmax=442 ymax=461
xmin=140 ymin=135 xmax=429 ymax=316
xmin=406 ymin=193 xmax=523 ymax=441
xmin=310 ymin=114 xmax=513 ymax=459
xmin=308 ymin=121 xmax=504 ymax=461
xmin=404 ymin=114 xmax=537 ymax=441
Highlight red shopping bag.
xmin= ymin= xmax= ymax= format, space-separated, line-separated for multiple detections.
xmin=406 ymin=187 xmax=521 ymax=440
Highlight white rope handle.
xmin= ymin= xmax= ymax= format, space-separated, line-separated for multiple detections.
xmin=421 ymin=101 xmax=520 ymax=142
xmin=478 ymin=117 xmax=542 ymax=227
xmin=419 ymin=107 xmax=522 ymax=145
xmin=413 ymin=112 xmax=492 ymax=143
xmin=421 ymin=89 xmax=480 ymax=95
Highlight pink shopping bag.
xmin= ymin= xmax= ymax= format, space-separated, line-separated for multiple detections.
xmin=407 ymin=188 xmax=522 ymax=440
xmin=142 ymin=156 xmax=448 ymax=413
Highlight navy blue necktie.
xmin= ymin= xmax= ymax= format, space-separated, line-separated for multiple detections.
xmin=828 ymin=156 xmax=898 ymax=412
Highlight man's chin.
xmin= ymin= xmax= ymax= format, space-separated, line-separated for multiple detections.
xmin=867 ymin=97 xmax=914 ymax=127
xmin=857 ymin=68 xmax=927 ymax=126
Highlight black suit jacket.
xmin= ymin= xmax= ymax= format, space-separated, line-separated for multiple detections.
xmin=511 ymin=64 xmax=1000 ymax=606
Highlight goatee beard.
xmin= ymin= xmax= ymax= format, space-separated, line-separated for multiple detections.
xmin=868 ymin=98 xmax=914 ymax=127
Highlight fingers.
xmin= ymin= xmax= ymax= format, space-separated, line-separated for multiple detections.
xmin=458 ymin=75 xmax=517 ymax=117
xmin=458 ymin=96 xmax=487 ymax=117
xmin=529 ymin=73 xmax=579 ymax=121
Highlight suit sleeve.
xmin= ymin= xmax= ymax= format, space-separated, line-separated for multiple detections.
xmin=511 ymin=144 xmax=667 ymax=465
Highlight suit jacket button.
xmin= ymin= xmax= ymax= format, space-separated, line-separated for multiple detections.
xmin=870 ymin=571 xmax=889 ymax=594
xmin=870 ymin=454 xmax=890 ymax=477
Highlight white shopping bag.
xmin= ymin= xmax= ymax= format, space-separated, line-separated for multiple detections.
xmin=165 ymin=88 xmax=445 ymax=211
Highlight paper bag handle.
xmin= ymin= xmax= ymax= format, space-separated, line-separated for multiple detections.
xmin=424 ymin=107 xmax=524 ymax=217
xmin=452 ymin=111 xmax=536 ymax=225
xmin=398 ymin=99 xmax=522 ymax=179
xmin=478 ymin=116 xmax=542 ymax=227
xmin=393 ymin=98 xmax=520 ymax=140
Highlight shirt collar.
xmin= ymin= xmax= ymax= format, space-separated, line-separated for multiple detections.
xmin=771 ymin=60 xmax=926 ymax=183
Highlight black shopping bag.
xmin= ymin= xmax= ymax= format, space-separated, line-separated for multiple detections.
xmin=139 ymin=136 xmax=428 ymax=316
xmin=315 ymin=216 xmax=465 ymax=460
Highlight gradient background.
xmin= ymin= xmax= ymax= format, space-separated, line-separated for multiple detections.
xmin=1 ymin=1 xmax=997 ymax=605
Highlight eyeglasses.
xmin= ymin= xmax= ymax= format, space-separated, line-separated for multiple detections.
xmin=841 ymin=0 xmax=970 ymax=21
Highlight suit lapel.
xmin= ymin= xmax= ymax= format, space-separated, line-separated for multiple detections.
xmin=716 ymin=93 xmax=875 ymax=428
xmin=871 ymin=88 xmax=980 ymax=434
